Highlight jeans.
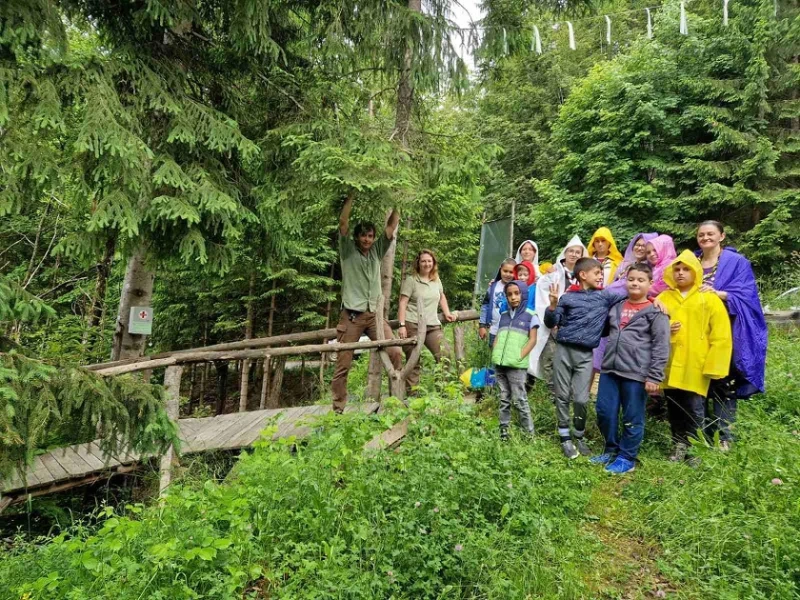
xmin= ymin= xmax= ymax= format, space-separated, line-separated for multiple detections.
xmin=707 ymin=378 xmax=738 ymax=442
xmin=665 ymin=390 xmax=706 ymax=445
xmin=495 ymin=366 xmax=534 ymax=434
xmin=596 ymin=373 xmax=647 ymax=460
xmin=552 ymin=343 xmax=594 ymax=438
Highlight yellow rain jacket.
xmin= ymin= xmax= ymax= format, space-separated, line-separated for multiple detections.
xmin=656 ymin=250 xmax=733 ymax=396
xmin=588 ymin=227 xmax=624 ymax=285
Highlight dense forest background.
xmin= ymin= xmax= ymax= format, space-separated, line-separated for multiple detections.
xmin=0 ymin=0 xmax=798 ymax=472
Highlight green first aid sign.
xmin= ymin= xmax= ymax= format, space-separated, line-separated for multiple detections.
xmin=129 ymin=306 xmax=153 ymax=335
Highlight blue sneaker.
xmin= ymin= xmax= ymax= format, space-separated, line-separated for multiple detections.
xmin=605 ymin=457 xmax=636 ymax=474
xmin=589 ymin=453 xmax=616 ymax=465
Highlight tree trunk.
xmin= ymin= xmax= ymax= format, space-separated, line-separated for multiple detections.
xmin=187 ymin=364 xmax=197 ymax=415
xmin=320 ymin=262 xmax=335 ymax=387
xmin=239 ymin=272 xmax=256 ymax=412
xmin=110 ymin=246 xmax=155 ymax=361
xmin=399 ymin=217 xmax=412 ymax=287
xmin=86 ymin=234 xmax=117 ymax=331
xmin=200 ymin=363 xmax=210 ymax=407
xmin=266 ymin=357 xmax=286 ymax=408
xmin=259 ymin=357 xmax=271 ymax=409
xmin=214 ymin=361 xmax=229 ymax=415
xmin=83 ymin=234 xmax=117 ymax=358
xmin=267 ymin=278 xmax=277 ymax=337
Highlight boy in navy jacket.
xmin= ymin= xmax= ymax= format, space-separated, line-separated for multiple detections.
xmin=544 ymin=257 xmax=626 ymax=459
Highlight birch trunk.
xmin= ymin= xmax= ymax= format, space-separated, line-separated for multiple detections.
xmin=110 ymin=246 xmax=155 ymax=361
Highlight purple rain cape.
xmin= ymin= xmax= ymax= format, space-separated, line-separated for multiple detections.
xmin=699 ymin=247 xmax=767 ymax=398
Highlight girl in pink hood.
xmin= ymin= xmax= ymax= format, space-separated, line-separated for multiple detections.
xmin=646 ymin=235 xmax=678 ymax=297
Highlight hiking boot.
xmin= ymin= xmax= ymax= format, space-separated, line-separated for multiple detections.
xmin=561 ymin=440 xmax=579 ymax=459
xmin=605 ymin=456 xmax=636 ymax=474
xmin=574 ymin=437 xmax=591 ymax=456
xmin=500 ymin=426 xmax=510 ymax=442
xmin=589 ymin=452 xmax=616 ymax=465
xmin=719 ymin=440 xmax=731 ymax=452
xmin=669 ymin=443 xmax=688 ymax=462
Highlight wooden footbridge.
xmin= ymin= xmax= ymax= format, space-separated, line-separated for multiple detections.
xmin=0 ymin=303 xmax=478 ymax=510
xmin=0 ymin=403 xmax=378 ymax=511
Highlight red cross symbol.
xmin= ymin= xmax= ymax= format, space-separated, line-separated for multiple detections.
xmin=139 ymin=310 xmax=148 ymax=320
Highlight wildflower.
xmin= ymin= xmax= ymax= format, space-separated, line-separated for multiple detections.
xmin=655 ymin=590 xmax=666 ymax=598
xmin=771 ymin=478 xmax=783 ymax=486
xmin=414 ymin=501 xmax=421 ymax=508
xmin=448 ymin=476 xmax=454 ymax=480
xmin=454 ymin=544 xmax=464 ymax=552
xmin=419 ymin=528 xmax=427 ymax=534
xmin=433 ymin=507 xmax=439 ymax=513
xmin=507 ymin=483 xmax=513 ymax=489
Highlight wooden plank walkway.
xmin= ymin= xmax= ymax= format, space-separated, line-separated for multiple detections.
xmin=2 ymin=403 xmax=378 ymax=496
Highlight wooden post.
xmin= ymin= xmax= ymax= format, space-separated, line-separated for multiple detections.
xmin=374 ymin=295 xmax=426 ymax=402
xmin=159 ymin=365 xmax=183 ymax=495
xmin=453 ymin=324 xmax=466 ymax=370
xmin=366 ymin=351 xmax=382 ymax=399
xmin=397 ymin=313 xmax=427 ymax=401
xmin=239 ymin=272 xmax=256 ymax=412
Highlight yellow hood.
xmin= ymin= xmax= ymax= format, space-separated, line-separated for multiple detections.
xmin=663 ymin=250 xmax=704 ymax=294
xmin=588 ymin=227 xmax=623 ymax=264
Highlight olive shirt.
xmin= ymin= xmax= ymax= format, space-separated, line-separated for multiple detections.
xmin=339 ymin=233 xmax=392 ymax=313
xmin=400 ymin=274 xmax=444 ymax=327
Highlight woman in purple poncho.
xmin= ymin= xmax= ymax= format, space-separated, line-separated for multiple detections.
xmin=696 ymin=221 xmax=767 ymax=450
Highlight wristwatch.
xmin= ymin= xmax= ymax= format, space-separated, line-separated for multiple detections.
xmin=398 ymin=321 xmax=406 ymax=327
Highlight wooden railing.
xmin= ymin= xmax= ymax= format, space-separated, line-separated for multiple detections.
xmin=83 ymin=305 xmax=478 ymax=492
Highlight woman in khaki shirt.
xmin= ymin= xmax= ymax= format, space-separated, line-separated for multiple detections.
xmin=397 ymin=250 xmax=457 ymax=394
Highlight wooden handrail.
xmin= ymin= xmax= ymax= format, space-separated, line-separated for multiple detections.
xmin=87 ymin=309 xmax=479 ymax=373
xmin=93 ymin=337 xmax=420 ymax=377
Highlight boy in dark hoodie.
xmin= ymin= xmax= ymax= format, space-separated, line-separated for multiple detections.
xmin=492 ymin=280 xmax=540 ymax=440
xmin=591 ymin=263 xmax=670 ymax=474
xmin=544 ymin=257 xmax=629 ymax=459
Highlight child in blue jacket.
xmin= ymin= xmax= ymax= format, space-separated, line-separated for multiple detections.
xmin=479 ymin=258 xmax=517 ymax=346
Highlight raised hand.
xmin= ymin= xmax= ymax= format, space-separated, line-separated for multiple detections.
xmin=548 ymin=283 xmax=559 ymax=309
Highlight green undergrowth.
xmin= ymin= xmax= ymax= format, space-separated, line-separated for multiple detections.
xmin=616 ymin=329 xmax=800 ymax=600
xmin=1 ymin=330 xmax=798 ymax=599
xmin=0 ymin=396 xmax=609 ymax=599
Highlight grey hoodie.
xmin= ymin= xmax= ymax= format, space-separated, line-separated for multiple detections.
xmin=601 ymin=300 xmax=670 ymax=384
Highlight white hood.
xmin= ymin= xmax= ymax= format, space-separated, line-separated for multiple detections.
xmin=528 ymin=235 xmax=587 ymax=379
xmin=514 ymin=240 xmax=541 ymax=277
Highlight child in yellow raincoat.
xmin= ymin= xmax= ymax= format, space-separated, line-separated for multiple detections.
xmin=588 ymin=227 xmax=624 ymax=286
xmin=656 ymin=250 xmax=733 ymax=463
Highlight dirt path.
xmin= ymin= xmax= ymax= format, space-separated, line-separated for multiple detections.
xmin=581 ymin=478 xmax=682 ymax=599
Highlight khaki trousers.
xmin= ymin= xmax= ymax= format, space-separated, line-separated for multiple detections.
xmin=331 ymin=310 xmax=401 ymax=412
xmin=403 ymin=323 xmax=443 ymax=394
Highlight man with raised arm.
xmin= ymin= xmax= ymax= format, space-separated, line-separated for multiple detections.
xmin=331 ymin=196 xmax=403 ymax=413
